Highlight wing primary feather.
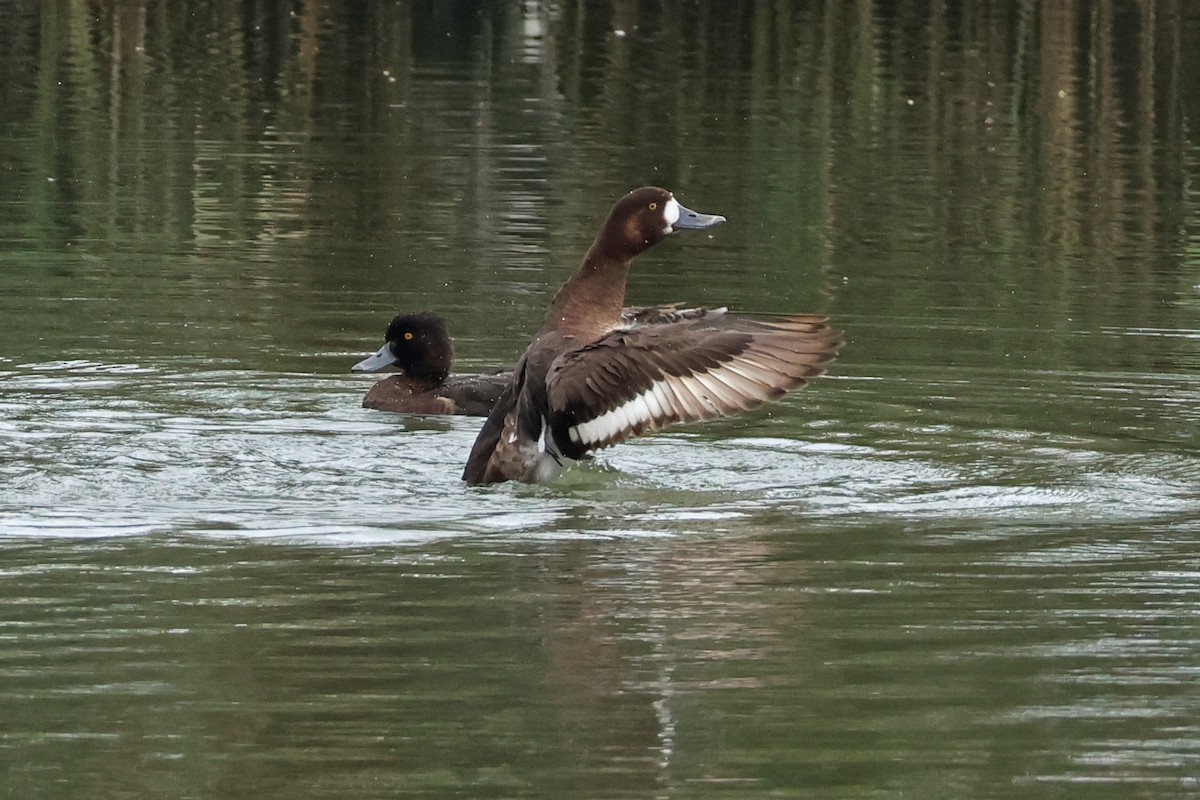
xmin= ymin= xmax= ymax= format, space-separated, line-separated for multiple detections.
xmin=544 ymin=313 xmax=843 ymax=458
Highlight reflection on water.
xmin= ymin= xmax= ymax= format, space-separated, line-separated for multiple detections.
xmin=3 ymin=521 xmax=1200 ymax=797
xmin=2 ymin=1 xmax=1200 ymax=798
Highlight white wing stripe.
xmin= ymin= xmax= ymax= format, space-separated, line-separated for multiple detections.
xmin=642 ymin=384 xmax=666 ymax=419
xmin=568 ymin=373 xmax=706 ymax=445
xmin=626 ymin=394 xmax=653 ymax=428
xmin=613 ymin=404 xmax=634 ymax=436
xmin=654 ymin=383 xmax=678 ymax=420
xmin=566 ymin=336 xmax=831 ymax=445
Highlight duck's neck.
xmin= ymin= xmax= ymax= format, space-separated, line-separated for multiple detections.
xmin=542 ymin=246 xmax=631 ymax=336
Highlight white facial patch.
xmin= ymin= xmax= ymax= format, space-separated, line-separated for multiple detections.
xmin=662 ymin=197 xmax=680 ymax=234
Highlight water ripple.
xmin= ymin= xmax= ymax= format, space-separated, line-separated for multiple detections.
xmin=2 ymin=366 xmax=1197 ymax=543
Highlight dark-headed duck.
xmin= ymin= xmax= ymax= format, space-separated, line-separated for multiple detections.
xmin=462 ymin=187 xmax=843 ymax=485
xmin=353 ymin=312 xmax=511 ymax=416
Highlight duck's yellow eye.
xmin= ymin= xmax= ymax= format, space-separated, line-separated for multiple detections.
xmin=648 ymin=202 xmax=658 ymax=211
xmin=403 ymin=332 xmax=414 ymax=341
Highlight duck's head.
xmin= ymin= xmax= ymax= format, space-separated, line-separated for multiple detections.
xmin=352 ymin=312 xmax=453 ymax=383
xmin=596 ymin=186 xmax=726 ymax=258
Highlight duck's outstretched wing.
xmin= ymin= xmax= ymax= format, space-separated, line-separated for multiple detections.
xmin=545 ymin=314 xmax=842 ymax=458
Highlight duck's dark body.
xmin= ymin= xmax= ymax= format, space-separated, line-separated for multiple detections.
xmin=462 ymin=187 xmax=844 ymax=486
xmin=353 ymin=312 xmax=509 ymax=417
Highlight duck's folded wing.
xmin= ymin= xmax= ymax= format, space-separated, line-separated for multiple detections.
xmin=545 ymin=315 xmax=843 ymax=457
xmin=619 ymin=303 xmax=721 ymax=326
xmin=461 ymin=371 xmax=522 ymax=484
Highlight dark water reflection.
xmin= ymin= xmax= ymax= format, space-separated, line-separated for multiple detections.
xmin=3 ymin=0 xmax=1200 ymax=797
xmin=5 ymin=529 xmax=1200 ymax=798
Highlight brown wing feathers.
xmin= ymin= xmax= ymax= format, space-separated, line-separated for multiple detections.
xmin=546 ymin=315 xmax=841 ymax=458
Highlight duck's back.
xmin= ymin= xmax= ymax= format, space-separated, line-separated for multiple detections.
xmin=364 ymin=372 xmax=510 ymax=416
xmin=438 ymin=372 xmax=512 ymax=416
